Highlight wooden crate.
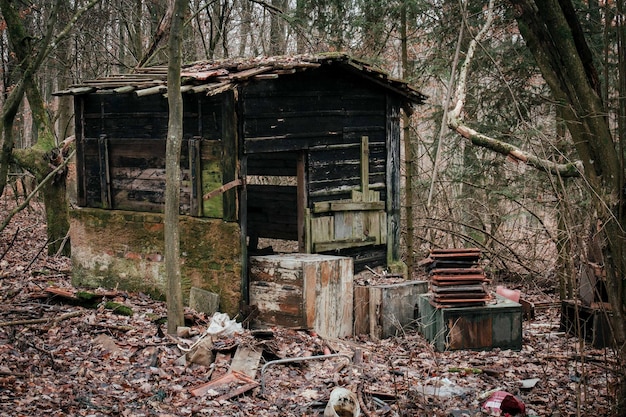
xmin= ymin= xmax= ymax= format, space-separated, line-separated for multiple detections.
xmin=354 ymin=280 xmax=428 ymax=339
xmin=418 ymin=294 xmax=522 ymax=351
xmin=249 ymin=254 xmax=353 ymax=338
xmin=560 ymin=300 xmax=614 ymax=348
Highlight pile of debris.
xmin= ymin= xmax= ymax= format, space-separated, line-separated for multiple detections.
xmin=420 ymin=248 xmax=491 ymax=307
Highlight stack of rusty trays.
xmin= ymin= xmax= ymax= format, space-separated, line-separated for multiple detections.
xmin=421 ymin=248 xmax=491 ymax=307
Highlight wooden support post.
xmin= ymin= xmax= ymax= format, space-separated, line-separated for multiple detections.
xmin=297 ymin=151 xmax=307 ymax=252
xmin=97 ymin=135 xmax=111 ymax=209
xmin=361 ymin=136 xmax=369 ymax=195
xmin=189 ymin=138 xmax=202 ymax=216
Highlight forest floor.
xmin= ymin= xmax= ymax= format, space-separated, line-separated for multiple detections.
xmin=0 ymin=193 xmax=621 ymax=417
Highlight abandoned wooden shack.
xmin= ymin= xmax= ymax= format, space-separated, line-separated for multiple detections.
xmin=55 ymin=53 xmax=426 ymax=318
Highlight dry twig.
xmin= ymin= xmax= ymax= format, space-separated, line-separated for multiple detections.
xmin=0 ymin=310 xmax=84 ymax=327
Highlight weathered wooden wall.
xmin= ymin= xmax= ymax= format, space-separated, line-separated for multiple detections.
xmin=74 ymin=66 xmax=405 ymax=277
xmin=240 ymin=68 xmax=400 ymax=268
xmin=74 ymin=92 xmax=235 ymax=218
xmin=247 ymin=185 xmax=298 ymax=241
xmin=354 ymin=280 xmax=428 ymax=339
xmin=246 ymin=151 xmax=299 ymax=241
xmin=242 ymin=68 xmax=389 ymax=203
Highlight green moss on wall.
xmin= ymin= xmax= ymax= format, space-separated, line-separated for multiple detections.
xmin=70 ymin=208 xmax=242 ymax=316
xmin=201 ymin=143 xmax=223 ymax=218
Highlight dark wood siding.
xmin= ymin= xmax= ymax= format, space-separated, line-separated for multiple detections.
xmin=80 ymin=92 xmax=222 ymax=139
xmin=247 ymin=152 xmax=298 ymax=176
xmin=242 ymin=68 xmax=387 ymax=153
xmin=241 ymin=68 xmax=389 ymax=208
xmin=76 ymin=93 xmax=226 ymax=215
xmin=246 ymin=152 xmax=298 ymax=240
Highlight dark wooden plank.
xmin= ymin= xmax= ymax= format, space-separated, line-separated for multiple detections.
xmin=98 ymin=136 xmax=111 ymax=209
xmin=386 ymin=97 xmax=401 ymax=264
xmin=244 ymin=112 xmax=385 ymax=139
xmin=353 ymin=286 xmax=370 ymax=336
xmin=189 ymin=138 xmax=202 ymax=216
xmin=247 ymin=152 xmax=298 ymax=176
xmin=297 ymin=152 xmax=307 ymax=252
xmin=75 ymin=97 xmax=87 ymax=207
xmin=361 ymin=135 xmax=369 ymax=194
xmin=222 ymin=89 xmax=238 ymax=221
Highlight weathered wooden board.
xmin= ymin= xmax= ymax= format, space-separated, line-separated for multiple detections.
xmin=354 ymin=280 xmax=428 ymax=339
xmin=309 ymin=187 xmax=387 ymax=253
xmin=249 ymin=254 xmax=353 ymax=338
xmin=353 ymin=285 xmax=371 ymax=336
xmin=200 ymin=140 xmax=224 ymax=218
xmin=229 ymin=346 xmax=263 ymax=379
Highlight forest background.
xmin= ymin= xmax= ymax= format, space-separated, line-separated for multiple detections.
xmin=1 ymin=0 xmax=626 ymax=414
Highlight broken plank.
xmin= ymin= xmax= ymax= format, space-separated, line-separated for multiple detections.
xmin=313 ymin=237 xmax=376 ymax=252
xmin=229 ymin=346 xmax=263 ymax=379
xmin=189 ymin=370 xmax=258 ymax=399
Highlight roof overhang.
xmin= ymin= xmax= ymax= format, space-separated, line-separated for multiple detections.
xmin=54 ymin=53 xmax=427 ymax=106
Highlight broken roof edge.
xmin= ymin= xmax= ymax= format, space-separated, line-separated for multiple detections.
xmin=53 ymin=52 xmax=427 ymax=104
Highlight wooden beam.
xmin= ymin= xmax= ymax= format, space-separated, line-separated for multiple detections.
xmin=313 ymin=237 xmax=376 ymax=252
xmin=134 ymin=85 xmax=167 ymax=97
xmin=313 ymin=201 xmax=384 ymax=213
xmin=202 ymin=178 xmax=242 ymax=200
xmin=222 ymin=89 xmax=238 ymax=221
xmin=98 ymin=136 xmax=111 ymax=208
xmin=297 ymin=151 xmax=307 ymax=252
xmin=189 ymin=138 xmax=202 ymax=216
xmin=113 ymin=85 xmax=136 ymax=94
xmin=361 ymin=135 xmax=369 ymax=194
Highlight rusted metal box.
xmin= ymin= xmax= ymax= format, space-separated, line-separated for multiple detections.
xmin=354 ymin=280 xmax=428 ymax=339
xmin=249 ymin=254 xmax=353 ymax=338
xmin=418 ymin=294 xmax=522 ymax=351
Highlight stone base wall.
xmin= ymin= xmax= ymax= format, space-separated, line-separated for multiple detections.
xmin=70 ymin=208 xmax=242 ymax=316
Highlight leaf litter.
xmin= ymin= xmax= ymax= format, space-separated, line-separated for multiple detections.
xmin=0 ymin=195 xmax=620 ymax=416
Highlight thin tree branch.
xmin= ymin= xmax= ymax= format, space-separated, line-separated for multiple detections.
xmin=450 ymin=122 xmax=584 ymax=177
xmin=446 ymin=0 xmax=584 ymax=178
xmin=427 ymin=3 xmax=465 ymax=208
xmin=0 ymin=310 xmax=84 ymax=327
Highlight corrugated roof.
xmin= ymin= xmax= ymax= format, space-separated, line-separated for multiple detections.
xmin=54 ymin=53 xmax=426 ymax=104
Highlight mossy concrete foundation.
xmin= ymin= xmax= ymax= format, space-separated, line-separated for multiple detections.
xmin=70 ymin=208 xmax=242 ymax=316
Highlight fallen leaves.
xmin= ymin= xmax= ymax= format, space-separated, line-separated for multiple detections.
xmin=0 ymin=196 xmax=621 ymax=416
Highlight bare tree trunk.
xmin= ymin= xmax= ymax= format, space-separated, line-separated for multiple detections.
xmin=0 ymin=0 xmax=68 ymax=255
xmin=164 ymin=0 xmax=186 ymax=335
xmin=401 ymin=4 xmax=414 ymax=276
xmin=238 ymin=0 xmax=252 ymax=56
xmin=507 ymin=1 xmax=626 ymax=411
xmin=133 ymin=0 xmax=143 ymax=63
xmin=269 ymin=0 xmax=286 ymax=55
